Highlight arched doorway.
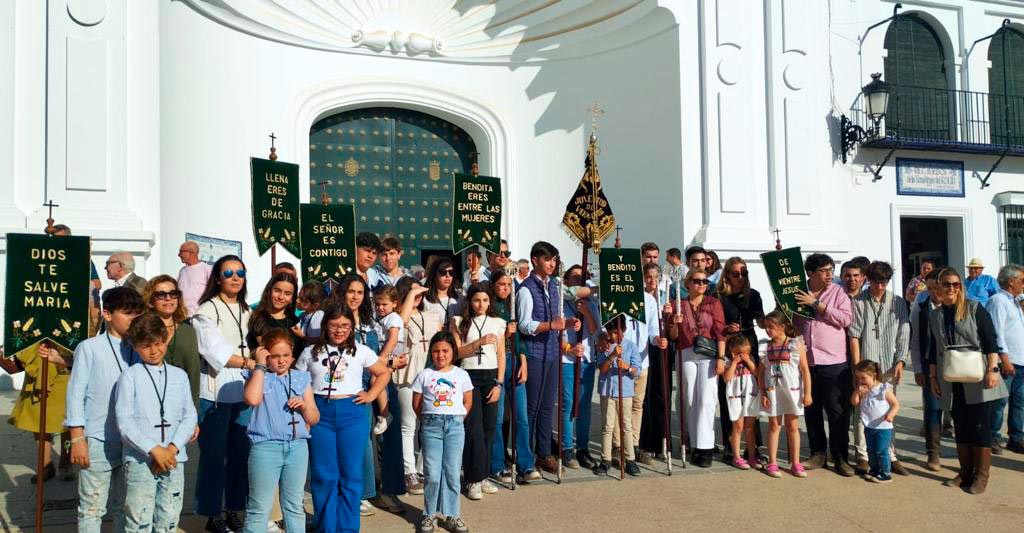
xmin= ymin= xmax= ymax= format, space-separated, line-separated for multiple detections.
xmin=309 ymin=107 xmax=478 ymax=267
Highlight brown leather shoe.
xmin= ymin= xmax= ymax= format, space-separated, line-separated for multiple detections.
xmin=891 ymin=460 xmax=910 ymax=476
xmin=966 ymin=446 xmax=991 ymax=495
xmin=537 ymin=455 xmax=561 ymax=474
xmin=854 ymin=459 xmax=869 ymax=475
xmin=833 ymin=458 xmax=855 ymax=477
xmin=804 ymin=452 xmax=827 ymax=470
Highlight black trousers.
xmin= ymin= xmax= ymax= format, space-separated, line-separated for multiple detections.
xmin=951 ymin=383 xmax=995 ymax=447
xmin=464 ymin=368 xmax=499 ymax=483
xmin=805 ymin=362 xmax=852 ymax=460
xmin=639 ymin=346 xmax=674 ymax=452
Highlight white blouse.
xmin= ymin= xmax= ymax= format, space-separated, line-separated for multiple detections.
xmin=195 ymin=298 xmax=251 ymax=403
xmin=453 ymin=315 xmax=506 ymax=371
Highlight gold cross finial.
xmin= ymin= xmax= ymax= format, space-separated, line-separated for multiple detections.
xmin=587 ymin=101 xmax=604 ymax=135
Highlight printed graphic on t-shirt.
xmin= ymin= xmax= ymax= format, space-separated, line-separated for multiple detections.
xmin=430 ymin=377 xmax=457 ymax=407
xmin=319 ymin=352 xmax=348 ymax=384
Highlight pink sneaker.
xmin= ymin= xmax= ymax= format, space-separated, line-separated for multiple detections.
xmin=791 ymin=462 xmax=807 ymax=478
xmin=731 ymin=457 xmax=751 ymax=470
xmin=747 ymin=451 xmax=763 ymax=470
xmin=765 ymin=463 xmax=782 ymax=478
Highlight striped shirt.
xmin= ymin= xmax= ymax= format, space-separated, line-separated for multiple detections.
xmin=849 ymin=290 xmax=911 ymax=373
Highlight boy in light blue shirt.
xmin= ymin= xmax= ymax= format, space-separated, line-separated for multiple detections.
xmin=593 ymin=316 xmax=642 ymax=477
xmin=115 ymin=313 xmax=198 ymax=533
xmin=65 ymin=287 xmax=144 ymax=533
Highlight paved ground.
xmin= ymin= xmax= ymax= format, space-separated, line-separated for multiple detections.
xmin=3 ymin=383 xmax=1024 ymax=532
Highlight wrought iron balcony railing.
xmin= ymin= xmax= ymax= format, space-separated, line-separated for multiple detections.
xmin=849 ymin=85 xmax=1024 ymax=156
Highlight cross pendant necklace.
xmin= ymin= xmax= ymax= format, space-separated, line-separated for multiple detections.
xmin=472 ymin=315 xmax=489 ymax=365
xmin=142 ymin=363 xmax=170 ymax=441
xmin=323 ymin=350 xmax=341 ymax=399
xmin=411 ymin=314 xmax=429 ymax=351
xmin=286 ymin=371 xmax=299 ymax=438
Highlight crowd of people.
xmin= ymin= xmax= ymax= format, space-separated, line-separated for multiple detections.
xmin=2 ymin=231 xmax=1022 ymax=533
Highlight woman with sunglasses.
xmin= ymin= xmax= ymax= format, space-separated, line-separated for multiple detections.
xmin=929 ymin=268 xmax=1008 ymax=494
xmin=424 ymin=258 xmax=461 ymax=329
xmin=716 ymin=257 xmax=765 ymax=463
xmin=668 ymin=268 xmax=725 ymax=468
xmin=143 ymin=275 xmax=202 ymax=409
xmin=296 ymin=306 xmax=391 ymax=533
xmin=194 ymin=254 xmax=258 ymax=533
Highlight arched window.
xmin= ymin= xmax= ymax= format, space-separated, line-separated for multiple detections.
xmin=309 ymin=108 xmax=477 ymax=267
xmin=988 ymin=26 xmax=1024 ymax=146
xmin=883 ymin=15 xmax=953 ymax=141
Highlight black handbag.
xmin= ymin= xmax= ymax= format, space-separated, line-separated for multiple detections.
xmin=685 ymin=300 xmax=719 ymax=359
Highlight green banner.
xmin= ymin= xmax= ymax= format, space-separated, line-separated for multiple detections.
xmin=299 ymin=203 xmax=356 ymax=284
xmin=598 ymin=248 xmax=645 ymax=326
xmin=452 ymin=173 xmax=502 ymax=255
xmin=759 ymin=246 xmax=815 ymax=319
xmin=4 ymin=233 xmax=91 ymax=356
xmin=251 ymin=157 xmax=300 ymax=257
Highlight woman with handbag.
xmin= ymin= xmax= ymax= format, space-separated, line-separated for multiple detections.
xmin=929 ymin=268 xmax=1008 ymax=494
xmin=668 ymin=268 xmax=726 ymax=467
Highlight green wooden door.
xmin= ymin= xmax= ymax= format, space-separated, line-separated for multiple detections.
xmin=989 ymin=28 xmax=1024 ymax=147
xmin=884 ymin=16 xmax=953 ymax=142
xmin=309 ymin=108 xmax=477 ymax=267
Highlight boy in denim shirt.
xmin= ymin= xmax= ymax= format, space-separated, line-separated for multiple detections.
xmin=593 ymin=316 xmax=642 ymax=476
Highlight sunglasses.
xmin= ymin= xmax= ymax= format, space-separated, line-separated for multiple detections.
xmin=499 ymin=251 xmax=512 ymax=258
xmin=690 ymin=278 xmax=710 ymax=285
xmin=439 ymin=269 xmax=454 ymax=277
xmin=222 ymin=269 xmax=246 ymax=279
xmin=152 ymin=290 xmax=182 ymax=300
xmin=729 ymin=271 xmax=748 ymax=279
xmin=941 ymin=281 xmax=962 ymax=289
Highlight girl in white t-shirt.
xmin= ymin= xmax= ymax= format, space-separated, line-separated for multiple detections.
xmin=412 ymin=331 xmax=473 ymax=533
xmin=851 ymin=360 xmax=900 ymax=483
xmin=451 ymin=284 xmax=505 ymax=500
xmin=296 ymin=307 xmax=390 ymax=533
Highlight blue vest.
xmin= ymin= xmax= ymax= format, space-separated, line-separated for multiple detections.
xmin=522 ymin=275 xmax=560 ymax=361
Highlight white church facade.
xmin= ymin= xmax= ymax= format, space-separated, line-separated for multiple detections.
xmin=2 ymin=0 xmax=1024 ymax=310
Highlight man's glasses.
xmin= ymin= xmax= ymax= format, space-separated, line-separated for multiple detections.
xmin=222 ymin=269 xmax=246 ymax=279
xmin=815 ymin=268 xmax=835 ymax=275
xmin=152 ymin=290 xmax=182 ymax=301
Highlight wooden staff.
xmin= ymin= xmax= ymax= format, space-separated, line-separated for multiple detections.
xmin=555 ymin=276 xmax=564 ymax=484
xmin=616 ymin=346 xmax=626 ymax=481
xmin=268 ymin=133 xmax=278 ymax=271
xmin=657 ymin=286 xmax=671 ymax=475
xmin=35 ymin=201 xmax=61 ymax=532
xmin=571 ymin=248 xmax=586 ymax=419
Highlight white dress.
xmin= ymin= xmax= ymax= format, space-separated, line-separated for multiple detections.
xmin=759 ymin=337 xmax=805 ymax=417
xmin=725 ymin=362 xmax=760 ymax=421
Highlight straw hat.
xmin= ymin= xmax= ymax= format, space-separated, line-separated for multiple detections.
xmin=967 ymin=258 xmax=984 ymax=268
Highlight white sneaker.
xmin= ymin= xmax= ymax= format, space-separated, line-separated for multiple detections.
xmin=373 ymin=414 xmax=392 ymax=436
xmin=465 ymin=482 xmax=482 ymax=500
xmin=266 ymin=520 xmax=281 ymax=533
xmin=480 ymin=479 xmax=498 ymax=494
xmin=360 ymin=499 xmax=376 ymax=516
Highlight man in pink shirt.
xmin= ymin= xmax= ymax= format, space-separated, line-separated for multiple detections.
xmin=794 ymin=253 xmax=854 ymax=476
xmin=176 ymin=240 xmax=212 ymax=315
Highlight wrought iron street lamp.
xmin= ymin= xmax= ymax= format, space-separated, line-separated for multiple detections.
xmin=840 ymin=73 xmax=892 ymax=163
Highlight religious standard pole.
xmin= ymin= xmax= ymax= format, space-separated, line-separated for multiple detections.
xmin=36 ymin=199 xmax=60 ymax=533
xmin=268 ymin=133 xmax=279 ymax=271
xmin=555 ymin=270 xmax=564 ymax=484
xmin=503 ymin=261 xmax=519 ymax=490
xmin=613 ymin=227 xmax=626 ymax=480
xmin=317 ymin=180 xmax=339 ymax=296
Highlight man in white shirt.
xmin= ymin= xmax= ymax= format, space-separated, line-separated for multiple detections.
xmin=177 ymin=240 xmax=212 ymax=316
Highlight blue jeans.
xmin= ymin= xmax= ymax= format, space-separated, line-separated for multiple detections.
xmin=990 ymin=365 xmax=1024 ymax=443
xmin=490 ymin=361 xmax=534 ymax=475
xmin=194 ymin=400 xmax=251 ymax=516
xmin=421 ymin=415 xmax=465 ymax=518
xmin=561 ymin=360 xmax=595 ymax=451
xmin=244 ymin=440 xmax=308 ymax=533
xmin=310 ymin=397 xmax=370 ymax=533
xmin=922 ymin=374 xmax=943 ymax=428
xmin=77 ymin=437 xmax=125 ymax=533
xmin=123 ymin=458 xmax=185 ymax=533
xmin=864 ymin=427 xmax=894 ymax=477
